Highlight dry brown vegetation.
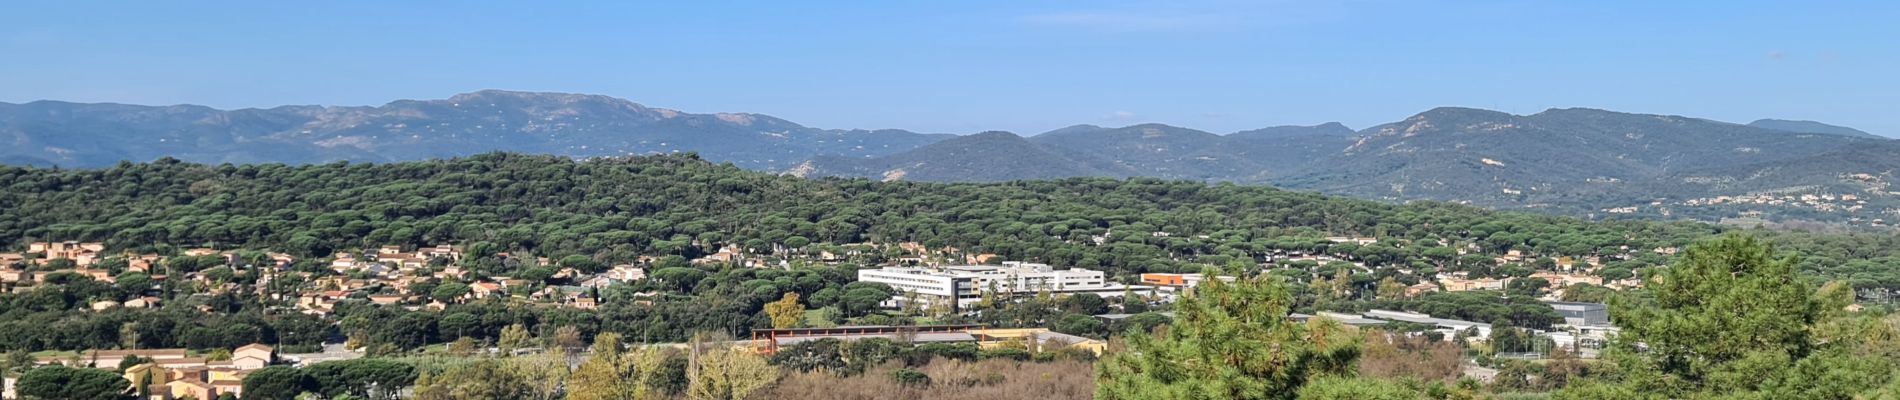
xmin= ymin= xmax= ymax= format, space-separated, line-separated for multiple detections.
xmin=1358 ymin=331 xmax=1465 ymax=383
xmin=760 ymin=358 xmax=1095 ymax=400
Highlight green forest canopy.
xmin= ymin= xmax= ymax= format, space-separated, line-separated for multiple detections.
xmin=3 ymin=153 xmax=1899 ymax=292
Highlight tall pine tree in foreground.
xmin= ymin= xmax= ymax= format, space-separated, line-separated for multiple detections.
xmin=1558 ymin=234 xmax=1900 ymax=399
xmin=1096 ymin=275 xmax=1360 ymax=400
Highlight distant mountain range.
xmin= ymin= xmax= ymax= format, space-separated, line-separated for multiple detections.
xmin=795 ymin=122 xmax=1355 ymax=183
xmin=5 ymin=90 xmax=1896 ymax=226
xmin=1274 ymin=108 xmax=1884 ymax=205
xmin=0 ymin=90 xmax=949 ymax=169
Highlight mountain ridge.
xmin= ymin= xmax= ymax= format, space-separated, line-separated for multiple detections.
xmin=5 ymin=90 xmax=1895 ymax=226
xmin=0 ymin=90 xmax=955 ymax=169
xmin=1748 ymin=118 xmax=1886 ymax=139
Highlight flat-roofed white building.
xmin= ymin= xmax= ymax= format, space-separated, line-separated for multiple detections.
xmin=856 ymin=262 xmax=1153 ymax=309
xmin=1363 ymin=309 xmax=1494 ymax=339
xmin=959 ymin=262 xmax=1109 ymax=293
xmin=857 ymin=266 xmax=981 ymax=306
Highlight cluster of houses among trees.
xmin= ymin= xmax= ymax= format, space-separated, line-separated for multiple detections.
xmin=4 ymin=155 xmax=1900 ymax=398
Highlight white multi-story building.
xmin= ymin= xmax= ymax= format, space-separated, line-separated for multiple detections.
xmin=856 ymin=262 xmax=1153 ymax=309
xmin=857 ymin=266 xmax=981 ymax=306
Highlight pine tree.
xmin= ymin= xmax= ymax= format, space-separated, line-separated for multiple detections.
xmin=1559 ymin=234 xmax=1898 ymax=399
xmin=497 ymin=323 xmax=531 ymax=356
xmin=1096 ymin=276 xmax=1360 ymax=400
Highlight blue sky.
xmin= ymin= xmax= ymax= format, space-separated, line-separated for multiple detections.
xmin=3 ymin=1 xmax=1896 ymax=136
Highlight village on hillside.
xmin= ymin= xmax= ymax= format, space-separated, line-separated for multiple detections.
xmin=0 ymin=227 xmax=1683 ymax=399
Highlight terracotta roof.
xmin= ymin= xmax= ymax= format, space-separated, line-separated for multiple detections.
xmin=85 ymin=348 xmax=189 ymax=358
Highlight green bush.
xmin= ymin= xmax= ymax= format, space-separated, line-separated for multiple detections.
xmin=890 ymin=368 xmax=931 ymax=387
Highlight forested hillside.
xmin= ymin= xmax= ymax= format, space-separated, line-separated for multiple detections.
xmin=6 ymin=153 xmax=1900 ymax=292
xmin=1272 ymin=107 xmax=1890 ymax=213
xmin=2 ymin=153 xmax=1698 ymax=274
xmin=7 ymin=154 xmax=1900 ymax=399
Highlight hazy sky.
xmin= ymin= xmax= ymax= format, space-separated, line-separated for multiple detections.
xmin=3 ymin=1 xmax=1896 ymax=136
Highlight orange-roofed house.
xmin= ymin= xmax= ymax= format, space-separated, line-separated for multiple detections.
xmin=470 ymin=282 xmax=504 ymax=299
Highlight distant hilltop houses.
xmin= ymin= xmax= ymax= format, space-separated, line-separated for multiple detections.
xmin=1603 ymin=190 xmax=1895 ymax=227
xmin=0 ymin=235 xmax=1655 ymax=312
xmin=0 ymin=232 xmax=1674 ymax=390
xmin=228 ymin=239 xmax=1011 ymax=316
xmin=28 ymin=241 xmax=106 ymax=265
xmin=0 ymin=237 xmax=1035 ymax=319
xmin=303 ymin=244 xmax=618 ymax=315
xmin=2 ymin=242 xmax=146 ymax=288
xmin=1 ymin=242 xmax=295 ymax=299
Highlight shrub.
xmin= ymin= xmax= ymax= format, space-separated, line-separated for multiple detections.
xmin=890 ymin=368 xmax=931 ymax=387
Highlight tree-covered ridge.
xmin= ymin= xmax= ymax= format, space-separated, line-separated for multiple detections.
xmin=12 ymin=94 xmax=1899 ymax=228
xmin=7 ymin=154 xmax=1900 ymax=398
xmin=5 ymin=153 xmax=1900 ymax=292
xmin=0 ymin=152 xmax=1690 ymax=263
